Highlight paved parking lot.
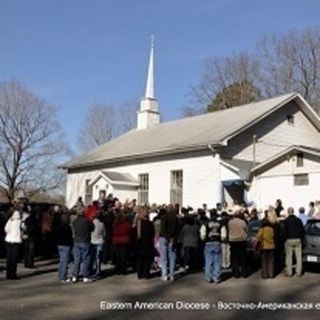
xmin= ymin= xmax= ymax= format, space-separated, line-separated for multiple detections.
xmin=1 ymin=259 xmax=320 ymax=320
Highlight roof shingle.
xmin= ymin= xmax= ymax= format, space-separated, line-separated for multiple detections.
xmin=64 ymin=93 xmax=297 ymax=169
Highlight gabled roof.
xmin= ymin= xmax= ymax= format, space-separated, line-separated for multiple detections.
xmin=89 ymin=171 xmax=138 ymax=187
xmin=63 ymin=93 xmax=320 ymax=170
xmin=250 ymin=145 xmax=320 ymax=177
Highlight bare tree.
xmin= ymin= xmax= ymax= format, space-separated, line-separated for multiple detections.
xmin=180 ymin=105 xmax=206 ymax=117
xmin=77 ymin=102 xmax=115 ymax=152
xmin=207 ymin=80 xmax=261 ymax=112
xmin=186 ymin=27 xmax=320 ymax=115
xmin=78 ymin=99 xmax=138 ymax=152
xmin=0 ymin=81 xmax=67 ymax=202
xmin=119 ymin=98 xmax=138 ymax=133
xmin=258 ymin=27 xmax=320 ymax=111
xmin=186 ymin=52 xmax=262 ymax=115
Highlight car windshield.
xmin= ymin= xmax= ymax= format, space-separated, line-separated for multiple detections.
xmin=305 ymin=221 xmax=320 ymax=236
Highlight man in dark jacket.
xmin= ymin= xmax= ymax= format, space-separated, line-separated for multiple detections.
xmin=56 ymin=213 xmax=73 ymax=282
xmin=159 ymin=207 xmax=180 ymax=280
xmin=133 ymin=206 xmax=155 ymax=279
xmin=24 ymin=211 xmax=39 ymax=268
xmin=179 ymin=215 xmax=199 ymax=272
xmin=283 ymin=207 xmax=305 ymax=277
xmin=72 ymin=208 xmax=94 ymax=283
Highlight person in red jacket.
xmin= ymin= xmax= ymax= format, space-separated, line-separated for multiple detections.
xmin=112 ymin=211 xmax=132 ymax=275
xmin=85 ymin=201 xmax=99 ymax=222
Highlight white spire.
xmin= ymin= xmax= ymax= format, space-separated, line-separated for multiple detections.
xmin=145 ymin=35 xmax=155 ymax=99
xmin=137 ymin=35 xmax=160 ymax=130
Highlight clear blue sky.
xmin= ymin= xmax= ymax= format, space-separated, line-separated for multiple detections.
xmin=0 ymin=0 xmax=319 ymax=148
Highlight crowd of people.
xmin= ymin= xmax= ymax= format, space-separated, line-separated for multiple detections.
xmin=2 ymin=193 xmax=320 ymax=283
xmin=2 ymin=203 xmax=62 ymax=279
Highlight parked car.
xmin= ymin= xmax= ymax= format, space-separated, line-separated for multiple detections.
xmin=303 ymin=219 xmax=320 ymax=264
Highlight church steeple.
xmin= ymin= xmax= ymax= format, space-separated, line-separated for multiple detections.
xmin=145 ymin=35 xmax=154 ymax=99
xmin=137 ymin=36 xmax=160 ymax=130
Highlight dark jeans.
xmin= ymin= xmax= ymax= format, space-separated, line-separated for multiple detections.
xmin=230 ymin=241 xmax=247 ymax=278
xmin=175 ymin=242 xmax=183 ymax=267
xmin=24 ymin=239 xmax=35 ymax=268
xmin=128 ymin=243 xmax=137 ymax=272
xmin=73 ymin=242 xmax=91 ymax=278
xmin=102 ymin=241 xmax=112 ymax=264
xmin=198 ymin=241 xmax=205 ymax=269
xmin=136 ymin=255 xmax=153 ymax=279
xmin=261 ymin=249 xmax=275 ymax=278
xmin=6 ymin=242 xmax=20 ymax=279
xmin=183 ymin=246 xmax=198 ymax=271
xmin=58 ymin=245 xmax=71 ymax=280
xmin=42 ymin=233 xmax=56 ymax=258
xmin=113 ymin=244 xmax=128 ymax=275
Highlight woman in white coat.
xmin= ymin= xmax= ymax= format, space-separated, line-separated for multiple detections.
xmin=5 ymin=207 xmax=22 ymax=279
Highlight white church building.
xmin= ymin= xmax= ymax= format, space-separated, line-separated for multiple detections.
xmin=62 ymin=41 xmax=320 ymax=212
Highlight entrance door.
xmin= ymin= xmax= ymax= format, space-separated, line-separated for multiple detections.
xmin=222 ymin=180 xmax=245 ymax=205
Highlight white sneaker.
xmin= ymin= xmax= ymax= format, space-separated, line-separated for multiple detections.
xmin=60 ymin=278 xmax=71 ymax=284
xmin=161 ymin=276 xmax=168 ymax=281
xmin=72 ymin=276 xmax=78 ymax=283
xmin=83 ymin=277 xmax=93 ymax=283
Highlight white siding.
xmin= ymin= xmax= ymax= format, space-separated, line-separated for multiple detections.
xmin=222 ymin=101 xmax=320 ymax=163
xmin=91 ymin=177 xmax=115 ymax=200
xmin=259 ymin=154 xmax=320 ymax=177
xmin=66 ymin=153 xmax=222 ymax=209
xmin=112 ymin=186 xmax=137 ymax=202
xmin=252 ymin=154 xmax=320 ymax=211
xmin=66 ymin=172 xmax=95 ymax=208
xmin=66 ymin=100 xmax=320 ymax=211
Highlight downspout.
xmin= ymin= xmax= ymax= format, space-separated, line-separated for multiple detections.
xmin=208 ymin=144 xmax=223 ymax=203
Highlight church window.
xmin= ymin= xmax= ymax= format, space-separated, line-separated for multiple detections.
xmin=170 ymin=170 xmax=183 ymax=206
xmin=138 ymin=174 xmax=149 ymax=205
xmin=85 ymin=179 xmax=93 ymax=205
xmin=294 ymin=173 xmax=309 ymax=186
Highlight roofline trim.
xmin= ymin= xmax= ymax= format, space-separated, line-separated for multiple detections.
xmin=220 ymin=159 xmax=240 ymax=173
xmin=222 ymin=93 xmax=320 ymax=145
xmin=61 ymin=143 xmax=221 ymax=170
xmin=294 ymin=94 xmax=320 ymax=130
xmin=250 ymin=145 xmax=320 ymax=176
xmin=61 ymin=93 xmax=320 ymax=171
xmin=221 ymin=93 xmax=298 ymax=144
xmin=88 ymin=171 xmax=139 ymax=187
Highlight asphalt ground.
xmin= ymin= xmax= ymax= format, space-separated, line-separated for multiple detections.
xmin=1 ymin=259 xmax=320 ymax=320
